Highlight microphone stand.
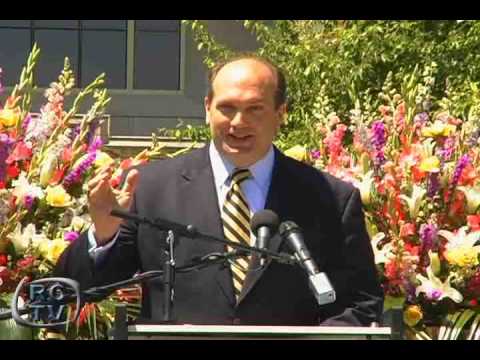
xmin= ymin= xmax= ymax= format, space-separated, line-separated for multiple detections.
xmin=0 ymin=210 xmax=297 ymax=328
xmin=163 ymin=230 xmax=175 ymax=323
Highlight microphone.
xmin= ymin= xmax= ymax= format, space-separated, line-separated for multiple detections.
xmin=250 ymin=210 xmax=280 ymax=266
xmin=279 ymin=221 xmax=336 ymax=306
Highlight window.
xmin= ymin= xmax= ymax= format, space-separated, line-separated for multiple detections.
xmin=0 ymin=20 xmax=181 ymax=91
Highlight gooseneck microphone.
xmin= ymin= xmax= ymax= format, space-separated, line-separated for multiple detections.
xmin=250 ymin=210 xmax=280 ymax=266
xmin=279 ymin=221 xmax=336 ymax=306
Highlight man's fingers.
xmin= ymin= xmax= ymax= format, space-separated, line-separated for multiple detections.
xmin=121 ymin=169 xmax=140 ymax=194
xmin=88 ymin=166 xmax=113 ymax=190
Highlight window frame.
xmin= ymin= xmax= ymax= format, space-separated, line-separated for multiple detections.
xmin=1 ymin=20 xmax=185 ymax=94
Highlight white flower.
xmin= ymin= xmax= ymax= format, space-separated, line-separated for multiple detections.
xmin=399 ymin=185 xmax=426 ymax=219
xmin=416 ymin=266 xmax=463 ymax=303
xmin=457 ymin=186 xmax=480 ymax=214
xmin=357 ymin=170 xmax=375 ymax=206
xmin=8 ymin=223 xmax=36 ymax=254
xmin=11 ymin=172 xmax=44 ymax=204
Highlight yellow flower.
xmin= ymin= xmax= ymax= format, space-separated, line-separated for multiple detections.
xmin=0 ymin=107 xmax=21 ymax=127
xmin=39 ymin=238 xmax=69 ymax=263
xmin=421 ymin=121 xmax=456 ymax=137
xmin=94 ymin=151 xmax=114 ymax=168
xmin=45 ymin=185 xmax=72 ymax=207
xmin=284 ymin=145 xmax=309 ymax=162
xmin=404 ymin=305 xmax=423 ymax=327
xmin=439 ymin=227 xmax=480 ymax=267
xmin=444 ymin=246 xmax=480 ymax=267
xmin=419 ymin=156 xmax=440 ymax=173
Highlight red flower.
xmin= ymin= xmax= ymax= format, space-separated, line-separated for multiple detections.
xmin=411 ymin=166 xmax=427 ymax=183
xmin=400 ymin=223 xmax=416 ymax=238
xmin=16 ymin=255 xmax=36 ymax=270
xmin=458 ymin=163 xmax=477 ymax=186
xmin=467 ymin=215 xmax=480 ymax=231
xmin=6 ymin=164 xmax=20 ymax=179
xmin=5 ymin=141 xmax=32 ymax=164
xmin=50 ymin=166 xmax=67 ymax=185
xmin=0 ymin=181 xmax=5 ymax=189
xmin=404 ymin=243 xmax=420 ymax=257
xmin=450 ymin=191 xmax=465 ymax=217
xmin=62 ymin=148 xmax=73 ymax=163
xmin=0 ymin=254 xmax=7 ymax=266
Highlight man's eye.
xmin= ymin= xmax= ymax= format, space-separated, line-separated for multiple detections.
xmin=249 ymin=106 xmax=263 ymax=112
xmin=218 ymin=105 xmax=235 ymax=113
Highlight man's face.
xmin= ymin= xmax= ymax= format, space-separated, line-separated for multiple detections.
xmin=205 ymin=59 xmax=286 ymax=168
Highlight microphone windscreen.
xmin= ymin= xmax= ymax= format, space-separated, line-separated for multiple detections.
xmin=278 ymin=220 xmax=300 ymax=237
xmin=251 ymin=209 xmax=280 ymax=234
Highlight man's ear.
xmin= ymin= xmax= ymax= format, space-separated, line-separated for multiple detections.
xmin=204 ymin=96 xmax=211 ymax=124
xmin=276 ymin=103 xmax=287 ymax=129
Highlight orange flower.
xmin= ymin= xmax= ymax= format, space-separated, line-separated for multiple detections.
xmin=458 ymin=163 xmax=477 ymax=186
xmin=468 ymin=215 xmax=480 ymax=231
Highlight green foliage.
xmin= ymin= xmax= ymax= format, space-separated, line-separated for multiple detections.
xmin=184 ymin=20 xmax=480 ymax=150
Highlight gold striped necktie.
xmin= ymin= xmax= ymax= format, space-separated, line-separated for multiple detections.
xmin=221 ymin=168 xmax=252 ymax=300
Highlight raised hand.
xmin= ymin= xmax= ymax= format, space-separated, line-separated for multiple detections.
xmin=87 ymin=165 xmax=139 ymax=245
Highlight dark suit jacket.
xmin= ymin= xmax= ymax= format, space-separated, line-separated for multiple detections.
xmin=54 ymin=145 xmax=383 ymax=326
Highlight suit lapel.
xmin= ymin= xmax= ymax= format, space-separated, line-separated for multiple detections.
xmin=180 ymin=146 xmax=236 ymax=306
xmin=237 ymin=148 xmax=288 ymax=305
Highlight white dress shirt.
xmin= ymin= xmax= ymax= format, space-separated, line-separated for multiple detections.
xmin=88 ymin=142 xmax=275 ymax=260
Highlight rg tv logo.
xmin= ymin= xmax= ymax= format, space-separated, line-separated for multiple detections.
xmin=11 ymin=277 xmax=81 ymax=328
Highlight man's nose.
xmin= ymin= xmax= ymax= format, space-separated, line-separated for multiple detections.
xmin=230 ymin=111 xmax=248 ymax=127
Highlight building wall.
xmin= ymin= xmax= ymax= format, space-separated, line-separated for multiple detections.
xmin=0 ymin=20 xmax=261 ymax=150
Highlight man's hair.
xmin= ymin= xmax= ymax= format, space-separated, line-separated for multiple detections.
xmin=206 ymin=53 xmax=287 ymax=109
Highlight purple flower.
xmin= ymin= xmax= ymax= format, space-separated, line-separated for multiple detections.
xmin=310 ymin=149 xmax=321 ymax=160
xmin=69 ymin=125 xmax=81 ymax=141
xmin=414 ymin=112 xmax=429 ymax=127
xmin=450 ymin=154 xmax=470 ymax=190
xmin=371 ymin=120 xmax=386 ymax=151
xmin=427 ymin=173 xmax=440 ymax=197
xmin=88 ymin=136 xmax=103 ymax=153
xmin=467 ymin=128 xmax=480 ymax=147
xmin=0 ymin=134 xmax=15 ymax=182
xmin=21 ymin=114 xmax=32 ymax=133
xmin=370 ymin=121 xmax=387 ymax=169
xmin=419 ymin=223 xmax=438 ymax=252
xmin=86 ymin=118 xmax=100 ymax=146
xmin=426 ymin=289 xmax=442 ymax=301
xmin=24 ymin=195 xmax=34 ymax=210
xmin=64 ymin=231 xmax=80 ymax=243
xmin=438 ymin=137 xmax=455 ymax=164
xmin=0 ymin=67 xmax=3 ymax=95
xmin=63 ymin=151 xmax=97 ymax=188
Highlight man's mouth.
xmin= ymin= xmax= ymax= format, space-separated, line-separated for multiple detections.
xmin=226 ymin=134 xmax=254 ymax=147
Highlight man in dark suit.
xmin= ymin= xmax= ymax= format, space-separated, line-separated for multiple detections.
xmin=54 ymin=55 xmax=383 ymax=326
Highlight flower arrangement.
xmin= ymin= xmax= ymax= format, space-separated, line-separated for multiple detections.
xmin=0 ymin=46 xmax=200 ymax=339
xmin=285 ymin=64 xmax=480 ymax=339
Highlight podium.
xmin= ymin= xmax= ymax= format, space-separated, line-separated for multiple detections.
xmin=110 ymin=305 xmax=394 ymax=340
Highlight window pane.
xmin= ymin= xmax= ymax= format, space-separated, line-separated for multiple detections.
xmin=81 ymin=30 xmax=126 ymax=89
xmin=33 ymin=20 xmax=79 ymax=29
xmin=0 ymin=29 xmax=31 ymax=86
xmin=0 ymin=20 xmax=31 ymax=28
xmin=81 ymin=20 xmax=127 ymax=30
xmin=34 ymin=30 xmax=78 ymax=87
xmin=134 ymin=32 xmax=180 ymax=90
xmin=135 ymin=20 xmax=179 ymax=32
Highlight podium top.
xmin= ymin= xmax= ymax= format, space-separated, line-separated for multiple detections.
xmin=126 ymin=324 xmax=392 ymax=340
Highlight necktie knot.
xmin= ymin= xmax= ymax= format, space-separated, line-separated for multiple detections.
xmin=230 ymin=168 xmax=251 ymax=186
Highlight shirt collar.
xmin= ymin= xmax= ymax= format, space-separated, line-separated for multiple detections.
xmin=209 ymin=141 xmax=275 ymax=192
